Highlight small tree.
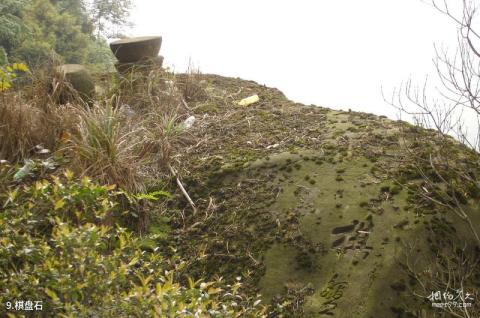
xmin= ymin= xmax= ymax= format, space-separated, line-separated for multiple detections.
xmin=0 ymin=0 xmax=30 ymax=54
xmin=87 ymin=0 xmax=133 ymax=38
xmin=0 ymin=47 xmax=8 ymax=65
xmin=386 ymin=0 xmax=480 ymax=244
xmin=386 ymin=2 xmax=480 ymax=316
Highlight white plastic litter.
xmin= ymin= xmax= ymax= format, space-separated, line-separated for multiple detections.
xmin=238 ymin=94 xmax=260 ymax=106
xmin=182 ymin=116 xmax=196 ymax=129
xmin=35 ymin=145 xmax=50 ymax=154
xmin=266 ymin=143 xmax=279 ymax=149
xmin=14 ymin=160 xmax=35 ymax=181
xmin=121 ymin=104 xmax=136 ymax=117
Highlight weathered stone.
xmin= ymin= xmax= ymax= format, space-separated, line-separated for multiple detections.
xmin=114 ymin=55 xmax=164 ymax=74
xmin=55 ymin=64 xmax=95 ymax=105
xmin=110 ymin=36 xmax=162 ymax=63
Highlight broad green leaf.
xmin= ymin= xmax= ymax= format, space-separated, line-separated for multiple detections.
xmin=45 ymin=288 xmax=59 ymax=301
xmin=64 ymin=169 xmax=74 ymax=180
xmin=54 ymin=199 xmax=65 ymax=210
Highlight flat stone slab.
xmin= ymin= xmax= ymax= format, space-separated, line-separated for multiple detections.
xmin=110 ymin=36 xmax=162 ymax=63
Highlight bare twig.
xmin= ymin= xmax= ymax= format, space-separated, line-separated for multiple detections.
xmin=168 ymin=163 xmax=197 ymax=214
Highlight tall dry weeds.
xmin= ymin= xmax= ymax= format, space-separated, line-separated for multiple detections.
xmin=0 ymin=93 xmax=75 ymax=162
xmin=2 ymin=60 xmax=200 ymax=202
xmin=63 ymin=68 xmax=193 ymax=193
xmin=63 ymin=101 xmax=149 ymax=193
xmin=176 ymin=61 xmax=207 ymax=103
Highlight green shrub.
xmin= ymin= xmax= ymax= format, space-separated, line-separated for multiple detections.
xmin=0 ymin=47 xmax=8 ymax=65
xmin=0 ymin=62 xmax=28 ymax=90
xmin=0 ymin=174 xmax=266 ymax=317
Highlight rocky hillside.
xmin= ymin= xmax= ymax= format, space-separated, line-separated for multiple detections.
xmin=1 ymin=67 xmax=478 ymax=317
xmin=167 ymin=74 xmax=480 ymax=317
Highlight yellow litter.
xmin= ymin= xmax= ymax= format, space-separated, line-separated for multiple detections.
xmin=238 ymin=94 xmax=260 ymax=106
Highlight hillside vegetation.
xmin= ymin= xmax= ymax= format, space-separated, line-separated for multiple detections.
xmin=0 ymin=60 xmax=479 ymax=317
xmin=1 ymin=0 xmax=132 ymax=69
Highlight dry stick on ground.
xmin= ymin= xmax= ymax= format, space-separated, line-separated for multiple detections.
xmin=180 ymin=97 xmax=192 ymax=111
xmin=168 ymin=163 xmax=197 ymax=214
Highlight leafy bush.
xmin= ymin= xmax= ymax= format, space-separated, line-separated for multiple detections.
xmin=0 ymin=62 xmax=28 ymax=91
xmin=0 ymin=174 xmax=266 ymax=317
xmin=0 ymin=0 xmax=29 ymax=56
xmin=1 ymin=0 xmax=128 ymax=68
xmin=0 ymin=47 xmax=8 ymax=65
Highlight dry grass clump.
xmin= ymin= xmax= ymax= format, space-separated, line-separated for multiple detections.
xmin=102 ymin=66 xmax=177 ymax=111
xmin=64 ymin=101 xmax=149 ymax=193
xmin=143 ymin=107 xmax=190 ymax=167
xmin=0 ymin=93 xmax=75 ymax=162
xmin=63 ymin=68 xmax=196 ymax=193
xmin=1 ymin=61 xmax=202 ymax=198
xmin=176 ymin=63 xmax=208 ymax=102
xmin=0 ymin=95 xmax=44 ymax=161
xmin=0 ymin=62 xmax=85 ymax=162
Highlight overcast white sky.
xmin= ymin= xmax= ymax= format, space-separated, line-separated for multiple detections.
xmin=129 ymin=0 xmax=461 ymax=121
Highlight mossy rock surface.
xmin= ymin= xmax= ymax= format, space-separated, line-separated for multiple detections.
xmin=55 ymin=64 xmax=95 ymax=104
xmin=110 ymin=36 xmax=162 ymax=63
xmin=253 ymin=153 xmax=413 ymax=316
xmin=164 ymin=74 xmax=480 ymax=318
